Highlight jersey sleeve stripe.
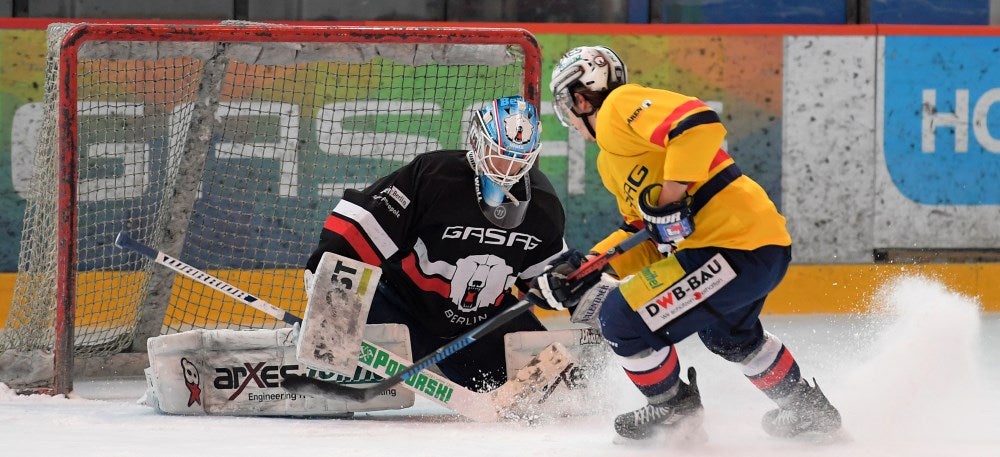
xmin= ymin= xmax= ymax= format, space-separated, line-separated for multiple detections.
xmin=709 ymin=148 xmax=732 ymax=170
xmin=332 ymin=199 xmax=399 ymax=259
xmin=668 ymin=110 xmax=722 ymax=141
xmin=322 ymin=215 xmax=381 ymax=266
xmin=648 ymin=99 xmax=707 ymax=147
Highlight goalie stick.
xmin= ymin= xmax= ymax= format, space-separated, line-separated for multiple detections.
xmin=114 ymin=232 xmax=301 ymax=325
xmin=280 ymin=229 xmax=652 ymax=403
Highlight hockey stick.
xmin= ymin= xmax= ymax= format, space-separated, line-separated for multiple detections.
xmin=114 ymin=232 xmax=301 ymax=325
xmin=280 ymin=229 xmax=652 ymax=403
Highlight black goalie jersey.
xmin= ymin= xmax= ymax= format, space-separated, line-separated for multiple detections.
xmin=306 ymin=150 xmax=566 ymax=338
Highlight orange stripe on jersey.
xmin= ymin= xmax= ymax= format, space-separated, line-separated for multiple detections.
xmin=649 ymin=99 xmax=708 ymax=147
xmin=401 ymin=252 xmax=450 ymax=298
xmin=323 ymin=215 xmax=381 ymax=266
xmin=685 ymin=149 xmax=733 ymax=193
xmin=709 ymin=148 xmax=732 ymax=169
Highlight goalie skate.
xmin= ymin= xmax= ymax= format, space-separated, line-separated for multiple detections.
xmin=613 ymin=367 xmax=707 ymax=446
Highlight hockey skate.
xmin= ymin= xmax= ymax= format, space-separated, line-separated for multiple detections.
xmin=761 ymin=378 xmax=842 ymax=442
xmin=613 ymin=367 xmax=707 ymax=446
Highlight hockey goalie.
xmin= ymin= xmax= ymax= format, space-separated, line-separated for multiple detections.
xmin=141 ymin=96 xmax=617 ymax=419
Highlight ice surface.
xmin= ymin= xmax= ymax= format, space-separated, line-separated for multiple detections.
xmin=1 ymin=275 xmax=997 ymax=457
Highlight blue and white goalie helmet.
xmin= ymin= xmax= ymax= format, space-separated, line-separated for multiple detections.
xmin=468 ymin=95 xmax=542 ymax=190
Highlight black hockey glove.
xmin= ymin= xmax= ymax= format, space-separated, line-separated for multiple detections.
xmin=638 ymin=184 xmax=695 ymax=249
xmin=527 ymin=250 xmax=602 ymax=311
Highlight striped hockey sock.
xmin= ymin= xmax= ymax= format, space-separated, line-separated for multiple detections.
xmin=621 ymin=345 xmax=681 ymax=403
xmin=741 ymin=332 xmax=803 ymax=402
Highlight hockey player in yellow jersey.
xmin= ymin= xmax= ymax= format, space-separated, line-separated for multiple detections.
xmin=529 ymin=45 xmax=842 ymax=443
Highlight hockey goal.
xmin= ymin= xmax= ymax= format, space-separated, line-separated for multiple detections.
xmin=0 ymin=22 xmax=541 ymax=394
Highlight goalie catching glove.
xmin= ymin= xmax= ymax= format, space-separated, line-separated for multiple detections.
xmin=638 ymin=183 xmax=695 ymax=249
xmin=528 ymin=249 xmax=602 ymax=311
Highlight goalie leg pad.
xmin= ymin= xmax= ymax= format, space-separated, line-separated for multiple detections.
xmin=297 ymin=252 xmax=382 ymax=376
xmin=503 ymin=328 xmax=614 ymax=417
xmin=143 ymin=324 xmax=414 ymax=416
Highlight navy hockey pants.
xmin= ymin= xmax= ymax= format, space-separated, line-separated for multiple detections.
xmin=599 ymin=245 xmax=791 ymax=362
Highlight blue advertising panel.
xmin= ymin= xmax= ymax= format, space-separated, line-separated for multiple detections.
xmin=871 ymin=0 xmax=988 ymax=25
xmin=883 ymin=36 xmax=1000 ymax=205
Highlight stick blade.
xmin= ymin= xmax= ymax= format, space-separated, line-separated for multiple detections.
xmin=281 ymin=374 xmax=374 ymax=402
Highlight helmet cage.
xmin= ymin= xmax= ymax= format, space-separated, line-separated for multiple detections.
xmin=468 ymin=97 xmax=541 ymax=189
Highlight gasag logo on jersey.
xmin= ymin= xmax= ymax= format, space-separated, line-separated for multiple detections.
xmin=638 ymin=253 xmax=736 ymax=331
xmin=441 ymin=225 xmax=541 ymax=250
xmin=622 ymin=165 xmax=649 ymax=208
xmin=883 ymin=36 xmax=1000 ymax=204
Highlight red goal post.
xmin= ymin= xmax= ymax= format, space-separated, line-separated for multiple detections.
xmin=0 ymin=22 xmax=541 ymax=395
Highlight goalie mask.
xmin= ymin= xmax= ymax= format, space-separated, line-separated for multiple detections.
xmin=467 ymin=96 xmax=541 ymax=229
xmin=549 ymin=45 xmax=628 ymax=128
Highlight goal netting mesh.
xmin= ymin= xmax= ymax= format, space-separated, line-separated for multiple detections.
xmin=0 ymin=22 xmax=539 ymax=391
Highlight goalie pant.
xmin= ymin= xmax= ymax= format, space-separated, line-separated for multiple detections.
xmin=305 ymin=150 xmax=568 ymax=393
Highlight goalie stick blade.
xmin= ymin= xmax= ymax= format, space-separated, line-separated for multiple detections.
xmin=281 ymin=374 xmax=374 ymax=402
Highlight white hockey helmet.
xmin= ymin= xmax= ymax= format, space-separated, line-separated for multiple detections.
xmin=549 ymin=45 xmax=628 ymax=127
xmin=468 ymin=95 xmax=542 ymax=190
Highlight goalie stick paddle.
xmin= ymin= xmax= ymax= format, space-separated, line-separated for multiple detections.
xmin=114 ymin=231 xmax=302 ymax=326
xmin=281 ymin=229 xmax=652 ymax=403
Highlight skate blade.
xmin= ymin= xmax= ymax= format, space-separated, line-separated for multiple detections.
xmin=612 ymin=414 xmax=708 ymax=447
xmin=790 ymin=427 xmax=852 ymax=445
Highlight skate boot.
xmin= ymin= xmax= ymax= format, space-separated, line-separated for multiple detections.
xmin=614 ymin=367 xmax=706 ymax=444
xmin=762 ymin=378 xmax=841 ymax=440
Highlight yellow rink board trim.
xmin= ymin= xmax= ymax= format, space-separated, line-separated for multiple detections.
xmin=0 ymin=269 xmax=308 ymax=329
xmin=1 ymin=264 xmax=998 ymax=329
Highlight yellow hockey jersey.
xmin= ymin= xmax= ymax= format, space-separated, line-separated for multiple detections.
xmin=589 ymin=84 xmax=791 ymax=277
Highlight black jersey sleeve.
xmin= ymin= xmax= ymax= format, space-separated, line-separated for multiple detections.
xmin=305 ymin=158 xmax=425 ymax=272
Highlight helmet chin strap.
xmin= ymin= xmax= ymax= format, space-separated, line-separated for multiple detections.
xmin=572 ymin=104 xmax=598 ymax=139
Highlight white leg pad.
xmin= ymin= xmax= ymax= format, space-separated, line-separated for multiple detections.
xmin=503 ymin=328 xmax=614 ymax=416
xmin=297 ymin=252 xmax=382 ymax=376
xmin=143 ymin=324 xmax=413 ymax=416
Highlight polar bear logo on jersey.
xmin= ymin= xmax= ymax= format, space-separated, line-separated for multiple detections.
xmin=450 ymin=254 xmax=515 ymax=312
